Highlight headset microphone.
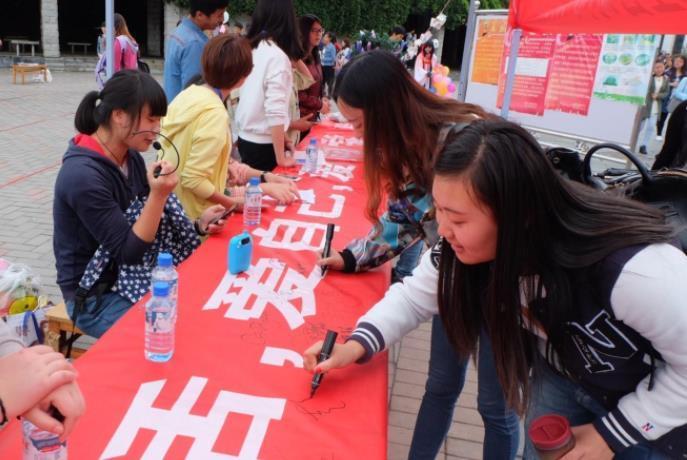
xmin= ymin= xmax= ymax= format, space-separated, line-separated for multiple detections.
xmin=132 ymin=131 xmax=180 ymax=179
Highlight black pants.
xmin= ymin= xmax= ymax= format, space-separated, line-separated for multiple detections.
xmin=322 ymin=66 xmax=335 ymax=97
xmin=657 ymin=111 xmax=669 ymax=137
xmin=237 ymin=137 xmax=277 ymax=171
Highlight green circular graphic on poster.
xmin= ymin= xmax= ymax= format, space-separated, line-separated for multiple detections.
xmin=603 ymin=75 xmax=618 ymax=86
xmin=623 ymin=36 xmax=637 ymax=45
xmin=635 ymin=54 xmax=651 ymax=66
xmin=603 ymin=54 xmax=618 ymax=64
xmin=619 ymin=53 xmax=633 ymax=65
xmin=606 ymin=35 xmax=620 ymax=44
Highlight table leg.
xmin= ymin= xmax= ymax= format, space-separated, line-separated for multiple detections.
xmin=31 ymin=45 xmax=35 ymax=57
xmin=15 ymin=44 xmax=19 ymax=57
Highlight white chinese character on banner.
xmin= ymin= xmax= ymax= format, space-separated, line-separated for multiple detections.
xmin=203 ymin=258 xmax=320 ymax=329
xmin=252 ymin=219 xmax=337 ymax=252
xmin=297 ymin=193 xmax=345 ymax=219
xmin=260 ymin=346 xmax=304 ymax=368
xmin=101 ymin=377 xmax=286 ymax=460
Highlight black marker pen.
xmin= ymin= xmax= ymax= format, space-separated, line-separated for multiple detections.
xmin=310 ymin=329 xmax=338 ymax=398
xmin=321 ymin=223 xmax=335 ymax=276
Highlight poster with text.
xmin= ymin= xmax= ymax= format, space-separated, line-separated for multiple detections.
xmin=497 ymin=29 xmax=557 ymax=115
xmin=471 ymin=17 xmax=507 ymax=85
xmin=593 ymin=34 xmax=659 ymax=105
xmin=545 ymin=34 xmax=603 ymax=115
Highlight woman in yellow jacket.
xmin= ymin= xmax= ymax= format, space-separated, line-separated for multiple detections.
xmin=162 ymin=35 xmax=298 ymax=221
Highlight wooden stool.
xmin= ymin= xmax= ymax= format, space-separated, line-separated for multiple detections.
xmin=11 ymin=64 xmax=48 ymax=84
xmin=46 ymin=303 xmax=87 ymax=359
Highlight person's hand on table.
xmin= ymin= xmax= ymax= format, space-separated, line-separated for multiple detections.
xmin=316 ymin=251 xmax=345 ymax=271
xmin=559 ymin=424 xmax=613 ymax=460
xmin=265 ymin=172 xmax=298 ymax=190
xmin=279 ymin=153 xmax=297 ymax=168
xmin=0 ymin=346 xmax=77 ymax=420
xmin=199 ymin=204 xmax=230 ymax=234
xmin=303 ymin=340 xmax=365 ymax=373
xmin=23 ymin=381 xmax=85 ymax=442
xmin=261 ymin=183 xmax=298 ymax=205
xmin=291 ymin=113 xmax=316 ymax=132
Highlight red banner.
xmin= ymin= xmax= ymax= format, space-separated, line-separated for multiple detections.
xmin=509 ymin=0 xmax=687 ymax=34
xmin=0 ymin=125 xmax=389 ymax=459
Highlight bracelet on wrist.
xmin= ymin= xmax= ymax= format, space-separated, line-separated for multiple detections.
xmin=259 ymin=171 xmax=268 ymax=183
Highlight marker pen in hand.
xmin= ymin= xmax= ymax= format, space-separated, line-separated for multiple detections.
xmin=321 ymin=223 xmax=335 ymax=276
xmin=310 ymin=330 xmax=338 ymax=398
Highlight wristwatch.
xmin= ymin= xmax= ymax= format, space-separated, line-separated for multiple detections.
xmin=259 ymin=171 xmax=268 ymax=183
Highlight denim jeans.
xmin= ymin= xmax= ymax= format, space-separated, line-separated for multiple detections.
xmin=392 ymin=240 xmax=424 ymax=281
xmin=66 ymin=291 xmax=133 ymax=338
xmin=524 ymin=364 xmax=670 ymax=459
xmin=408 ymin=318 xmax=520 ymax=459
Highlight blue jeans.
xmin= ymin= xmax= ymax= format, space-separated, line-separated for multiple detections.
xmin=392 ymin=240 xmax=424 ymax=281
xmin=66 ymin=291 xmax=133 ymax=338
xmin=409 ymin=317 xmax=520 ymax=459
xmin=524 ymin=364 xmax=670 ymax=459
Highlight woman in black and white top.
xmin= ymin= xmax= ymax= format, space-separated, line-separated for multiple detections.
xmin=305 ymin=119 xmax=687 ymax=459
xmin=235 ymin=0 xmax=303 ymax=171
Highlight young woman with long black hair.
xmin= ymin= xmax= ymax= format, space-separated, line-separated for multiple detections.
xmin=306 ymin=119 xmax=687 ymax=459
xmin=235 ymin=0 xmax=303 ymax=171
xmin=316 ymin=50 xmax=520 ymax=459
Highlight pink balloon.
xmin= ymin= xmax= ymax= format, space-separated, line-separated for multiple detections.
xmin=448 ymin=83 xmax=456 ymax=92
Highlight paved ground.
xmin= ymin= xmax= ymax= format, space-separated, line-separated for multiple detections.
xmin=0 ymin=68 xmax=665 ymax=459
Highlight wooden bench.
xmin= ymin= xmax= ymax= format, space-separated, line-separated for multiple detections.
xmin=10 ymin=39 xmax=40 ymax=57
xmin=11 ymin=64 xmax=48 ymax=84
xmin=67 ymin=41 xmax=91 ymax=55
xmin=45 ymin=303 xmax=88 ymax=359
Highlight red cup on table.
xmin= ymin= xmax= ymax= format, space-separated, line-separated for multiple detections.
xmin=528 ymin=414 xmax=576 ymax=459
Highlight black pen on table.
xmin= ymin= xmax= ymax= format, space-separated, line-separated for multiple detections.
xmin=321 ymin=223 xmax=335 ymax=276
xmin=310 ymin=329 xmax=338 ymax=398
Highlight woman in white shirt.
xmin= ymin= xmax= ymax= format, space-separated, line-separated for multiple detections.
xmin=235 ymin=0 xmax=303 ymax=171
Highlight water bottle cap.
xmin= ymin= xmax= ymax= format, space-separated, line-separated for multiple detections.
xmin=249 ymin=176 xmax=260 ymax=186
xmin=153 ymin=281 xmax=170 ymax=297
xmin=309 ymin=138 xmax=317 ymax=144
xmin=157 ymin=252 xmax=173 ymax=267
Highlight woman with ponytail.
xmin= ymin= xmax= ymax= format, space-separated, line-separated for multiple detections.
xmin=53 ymin=69 xmax=227 ymax=338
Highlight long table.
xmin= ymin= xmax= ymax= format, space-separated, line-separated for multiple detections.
xmin=0 ymin=124 xmax=389 ymax=458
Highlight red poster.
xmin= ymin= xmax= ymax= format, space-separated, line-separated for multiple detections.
xmin=545 ymin=34 xmax=603 ymax=115
xmin=0 ymin=125 xmax=389 ymax=459
xmin=497 ymin=29 xmax=557 ymax=115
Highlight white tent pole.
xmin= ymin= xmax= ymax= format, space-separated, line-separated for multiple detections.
xmin=457 ymin=0 xmax=480 ymax=101
xmin=106 ymin=0 xmax=115 ymax=79
xmin=500 ymin=27 xmax=522 ymax=119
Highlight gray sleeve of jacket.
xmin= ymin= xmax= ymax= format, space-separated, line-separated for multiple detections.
xmin=593 ymin=244 xmax=687 ymax=452
xmin=348 ymin=241 xmax=442 ymax=361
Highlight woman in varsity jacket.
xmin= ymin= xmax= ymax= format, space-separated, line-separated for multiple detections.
xmin=305 ymin=120 xmax=687 ymax=459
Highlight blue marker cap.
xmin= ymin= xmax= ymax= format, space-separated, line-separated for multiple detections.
xmin=157 ymin=252 xmax=173 ymax=267
xmin=152 ymin=282 xmax=170 ymax=297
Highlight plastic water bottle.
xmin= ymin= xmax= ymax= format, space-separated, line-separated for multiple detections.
xmin=22 ymin=418 xmax=67 ymax=460
xmin=243 ymin=176 xmax=262 ymax=228
xmin=151 ymin=252 xmax=178 ymax=322
xmin=305 ymin=138 xmax=319 ymax=173
xmin=145 ymin=282 xmax=174 ymax=362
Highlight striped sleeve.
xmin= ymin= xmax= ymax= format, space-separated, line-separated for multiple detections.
xmin=347 ymin=241 xmax=443 ymax=362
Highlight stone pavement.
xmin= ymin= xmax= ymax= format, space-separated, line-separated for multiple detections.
xmin=0 ymin=69 xmax=666 ymax=459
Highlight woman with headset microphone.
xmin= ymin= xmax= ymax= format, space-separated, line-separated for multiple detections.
xmin=53 ymin=67 xmax=227 ymax=339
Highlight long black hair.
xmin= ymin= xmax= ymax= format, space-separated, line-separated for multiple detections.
xmin=75 ymin=69 xmax=167 ymax=135
xmin=434 ymin=119 xmax=675 ymax=414
xmin=333 ymin=50 xmax=487 ymax=226
xmin=298 ymin=14 xmax=321 ymax=65
xmin=247 ymin=0 xmax=303 ymax=60
xmin=652 ymin=100 xmax=687 ymax=170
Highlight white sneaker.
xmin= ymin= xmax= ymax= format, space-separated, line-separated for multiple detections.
xmin=656 ymin=136 xmax=663 ymax=141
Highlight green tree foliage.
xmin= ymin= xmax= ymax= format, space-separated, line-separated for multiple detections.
xmin=165 ymin=0 xmax=508 ymax=33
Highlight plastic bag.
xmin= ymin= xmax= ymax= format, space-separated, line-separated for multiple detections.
xmin=0 ymin=262 xmax=42 ymax=317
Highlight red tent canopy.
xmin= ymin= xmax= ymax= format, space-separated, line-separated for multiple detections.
xmin=509 ymin=0 xmax=687 ymax=34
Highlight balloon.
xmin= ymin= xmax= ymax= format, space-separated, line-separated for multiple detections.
xmin=441 ymin=66 xmax=450 ymax=77
xmin=438 ymin=86 xmax=448 ymax=96
xmin=429 ymin=86 xmax=437 ymax=93
xmin=432 ymin=74 xmax=443 ymax=84
xmin=448 ymin=83 xmax=456 ymax=92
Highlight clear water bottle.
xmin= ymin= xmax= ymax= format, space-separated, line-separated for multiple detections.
xmin=22 ymin=418 xmax=67 ymax=460
xmin=305 ymin=138 xmax=319 ymax=173
xmin=243 ymin=176 xmax=262 ymax=228
xmin=145 ymin=281 xmax=174 ymax=362
xmin=151 ymin=252 xmax=177 ymax=323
